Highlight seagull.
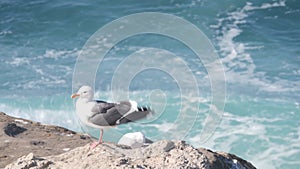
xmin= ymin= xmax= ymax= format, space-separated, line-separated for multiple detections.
xmin=71 ymin=85 xmax=152 ymax=149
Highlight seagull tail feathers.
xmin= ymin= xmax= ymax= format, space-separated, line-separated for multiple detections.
xmin=116 ymin=105 xmax=154 ymax=125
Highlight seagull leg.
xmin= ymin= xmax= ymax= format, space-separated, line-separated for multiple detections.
xmin=99 ymin=128 xmax=104 ymax=143
xmin=90 ymin=129 xmax=104 ymax=149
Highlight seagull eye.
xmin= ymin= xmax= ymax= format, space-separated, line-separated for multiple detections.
xmin=83 ymin=91 xmax=87 ymax=93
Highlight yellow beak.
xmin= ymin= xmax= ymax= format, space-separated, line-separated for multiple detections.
xmin=71 ymin=93 xmax=80 ymax=99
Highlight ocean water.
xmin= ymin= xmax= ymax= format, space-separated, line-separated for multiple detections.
xmin=0 ymin=0 xmax=299 ymax=168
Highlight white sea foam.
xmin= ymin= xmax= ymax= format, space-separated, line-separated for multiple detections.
xmin=188 ymin=111 xmax=285 ymax=168
xmin=210 ymin=0 xmax=299 ymax=95
xmin=39 ymin=48 xmax=79 ymax=60
xmin=24 ymin=49 xmax=77 ymax=89
xmin=147 ymin=122 xmax=176 ymax=133
xmin=0 ymin=30 xmax=12 ymax=36
xmin=20 ymin=78 xmax=67 ymax=90
xmin=0 ymin=103 xmax=80 ymax=132
xmin=5 ymin=57 xmax=30 ymax=66
xmin=187 ymin=97 xmax=300 ymax=169
xmin=3 ymin=48 xmax=79 ymax=90
xmin=243 ymin=1 xmax=286 ymax=11
xmin=213 ymin=4 xmax=256 ymax=75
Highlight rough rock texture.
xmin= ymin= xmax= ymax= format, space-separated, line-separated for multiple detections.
xmin=5 ymin=140 xmax=256 ymax=169
xmin=1 ymin=112 xmax=257 ymax=169
xmin=0 ymin=112 xmax=92 ymax=168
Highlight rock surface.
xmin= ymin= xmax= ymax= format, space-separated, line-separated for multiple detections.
xmin=5 ymin=140 xmax=256 ymax=169
xmin=0 ymin=112 xmax=92 ymax=168
xmin=1 ymin=112 xmax=257 ymax=169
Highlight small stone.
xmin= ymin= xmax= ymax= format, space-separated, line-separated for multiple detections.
xmin=14 ymin=119 xmax=29 ymax=125
xmin=118 ymin=132 xmax=147 ymax=148
xmin=3 ymin=123 xmax=27 ymax=137
xmin=80 ymin=135 xmax=88 ymax=140
xmin=30 ymin=140 xmax=45 ymax=146
xmin=163 ymin=141 xmax=175 ymax=152
xmin=0 ymin=155 xmax=8 ymax=159
xmin=116 ymin=158 xmax=128 ymax=166
xmin=63 ymin=148 xmax=70 ymax=151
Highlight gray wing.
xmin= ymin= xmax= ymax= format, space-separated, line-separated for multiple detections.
xmin=90 ymin=100 xmax=116 ymax=114
xmin=89 ymin=100 xmax=151 ymax=126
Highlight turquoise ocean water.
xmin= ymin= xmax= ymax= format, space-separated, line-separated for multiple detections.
xmin=0 ymin=0 xmax=299 ymax=168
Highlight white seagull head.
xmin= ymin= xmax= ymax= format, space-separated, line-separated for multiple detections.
xmin=71 ymin=85 xmax=94 ymax=101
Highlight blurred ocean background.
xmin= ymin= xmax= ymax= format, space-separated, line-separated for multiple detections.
xmin=0 ymin=0 xmax=299 ymax=168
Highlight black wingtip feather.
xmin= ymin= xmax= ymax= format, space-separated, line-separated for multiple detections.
xmin=138 ymin=106 xmax=151 ymax=112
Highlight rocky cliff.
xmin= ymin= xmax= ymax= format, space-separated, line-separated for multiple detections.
xmin=0 ymin=112 xmax=256 ymax=169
